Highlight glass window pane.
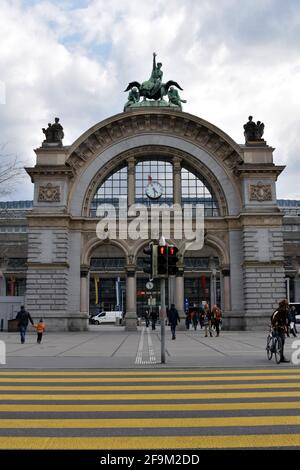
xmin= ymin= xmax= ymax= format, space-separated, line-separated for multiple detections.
xmin=181 ymin=167 xmax=219 ymax=217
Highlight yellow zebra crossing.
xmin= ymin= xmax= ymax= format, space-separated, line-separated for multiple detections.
xmin=0 ymin=368 xmax=300 ymax=449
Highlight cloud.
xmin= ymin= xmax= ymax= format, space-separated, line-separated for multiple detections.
xmin=0 ymin=0 xmax=300 ymax=200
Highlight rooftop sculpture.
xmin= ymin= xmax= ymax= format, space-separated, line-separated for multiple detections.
xmin=42 ymin=117 xmax=64 ymax=147
xmin=124 ymin=53 xmax=186 ymax=111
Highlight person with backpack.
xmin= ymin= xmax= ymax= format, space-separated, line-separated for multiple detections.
xmin=16 ymin=306 xmax=34 ymax=344
xmin=212 ymin=305 xmax=222 ymax=337
xmin=270 ymin=299 xmax=290 ymax=363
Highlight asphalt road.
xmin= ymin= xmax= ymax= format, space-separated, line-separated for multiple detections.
xmin=0 ymin=368 xmax=300 ymax=449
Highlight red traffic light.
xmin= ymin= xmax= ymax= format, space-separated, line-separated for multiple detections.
xmin=159 ymin=246 xmax=166 ymax=255
xmin=168 ymin=245 xmax=179 ymax=275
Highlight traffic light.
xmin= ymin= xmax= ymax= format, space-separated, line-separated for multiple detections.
xmin=143 ymin=244 xmax=157 ymax=278
xmin=143 ymin=244 xmax=153 ymax=276
xmin=168 ymin=245 xmax=179 ymax=275
xmin=157 ymin=245 xmax=168 ymax=276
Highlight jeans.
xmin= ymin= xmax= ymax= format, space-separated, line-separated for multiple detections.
xmin=20 ymin=326 xmax=27 ymax=343
xmin=171 ymin=325 xmax=176 ymax=339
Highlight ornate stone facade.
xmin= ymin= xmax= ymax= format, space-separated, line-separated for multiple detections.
xmin=249 ymin=182 xmax=272 ymax=202
xmin=38 ymin=183 xmax=60 ymax=202
xmin=24 ymin=109 xmax=285 ymax=331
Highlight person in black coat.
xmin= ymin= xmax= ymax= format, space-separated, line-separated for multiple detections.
xmin=169 ymin=304 xmax=180 ymax=340
xmin=16 ymin=306 xmax=34 ymax=344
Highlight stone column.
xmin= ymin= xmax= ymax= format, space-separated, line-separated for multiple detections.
xmin=80 ymin=267 xmax=89 ymax=313
xmin=175 ymin=268 xmax=185 ymax=330
xmin=294 ymin=275 xmax=300 ymax=302
xmin=127 ymin=157 xmax=136 ymax=207
xmin=0 ymin=273 xmax=6 ymax=296
xmin=125 ymin=267 xmax=137 ymax=331
xmin=173 ymin=157 xmax=182 ymax=205
xmin=222 ymin=268 xmax=231 ymax=312
xmin=210 ymin=270 xmax=217 ymax=307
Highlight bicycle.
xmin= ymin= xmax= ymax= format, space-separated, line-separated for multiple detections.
xmin=266 ymin=326 xmax=283 ymax=364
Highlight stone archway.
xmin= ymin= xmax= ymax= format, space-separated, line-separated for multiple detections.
xmin=25 ymin=108 xmax=285 ymax=331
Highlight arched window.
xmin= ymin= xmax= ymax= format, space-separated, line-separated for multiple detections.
xmin=135 ymin=160 xmax=173 ymax=206
xmin=90 ymin=166 xmax=127 ymax=215
xmin=181 ymin=167 xmax=219 ymax=217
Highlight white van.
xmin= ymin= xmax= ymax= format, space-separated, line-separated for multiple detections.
xmin=92 ymin=311 xmax=123 ymax=325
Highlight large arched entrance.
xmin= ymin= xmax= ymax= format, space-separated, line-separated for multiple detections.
xmin=25 ymin=109 xmax=285 ymax=330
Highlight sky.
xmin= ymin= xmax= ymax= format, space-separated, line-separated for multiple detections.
xmin=0 ymin=0 xmax=300 ymax=200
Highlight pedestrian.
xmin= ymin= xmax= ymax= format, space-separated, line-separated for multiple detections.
xmin=150 ymin=309 xmax=158 ymax=330
xmin=168 ymin=304 xmax=180 ymax=340
xmin=34 ymin=318 xmax=46 ymax=344
xmin=212 ymin=305 xmax=222 ymax=337
xmin=16 ymin=306 xmax=34 ymax=344
xmin=185 ymin=310 xmax=191 ymax=330
xmin=144 ymin=310 xmax=150 ymax=328
xmin=288 ymin=306 xmax=297 ymax=337
xmin=271 ymin=298 xmax=290 ymax=363
xmin=203 ymin=304 xmax=213 ymax=337
xmin=191 ymin=309 xmax=198 ymax=330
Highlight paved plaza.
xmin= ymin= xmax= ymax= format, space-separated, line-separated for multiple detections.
xmin=0 ymin=326 xmax=298 ymax=369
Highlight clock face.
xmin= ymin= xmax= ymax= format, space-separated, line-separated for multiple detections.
xmin=145 ymin=180 xmax=163 ymax=200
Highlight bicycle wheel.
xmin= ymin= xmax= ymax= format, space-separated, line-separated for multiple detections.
xmin=274 ymin=336 xmax=282 ymax=364
xmin=266 ymin=335 xmax=273 ymax=360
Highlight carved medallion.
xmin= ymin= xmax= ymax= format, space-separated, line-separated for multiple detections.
xmin=38 ymin=183 xmax=61 ymax=202
xmin=249 ymin=182 xmax=272 ymax=202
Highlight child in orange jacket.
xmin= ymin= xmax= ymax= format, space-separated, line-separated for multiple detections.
xmin=34 ymin=318 xmax=45 ymax=344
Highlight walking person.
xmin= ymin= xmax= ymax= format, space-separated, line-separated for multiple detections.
xmin=16 ymin=306 xmax=34 ymax=344
xmin=212 ymin=305 xmax=222 ymax=337
xmin=168 ymin=304 xmax=180 ymax=340
xmin=34 ymin=318 xmax=46 ymax=344
xmin=203 ymin=304 xmax=213 ymax=337
xmin=271 ymin=299 xmax=290 ymax=363
xmin=144 ymin=310 xmax=150 ymax=328
xmin=289 ymin=306 xmax=297 ymax=337
xmin=150 ymin=309 xmax=158 ymax=330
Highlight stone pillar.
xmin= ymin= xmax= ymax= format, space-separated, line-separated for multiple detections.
xmin=173 ymin=157 xmax=182 ymax=205
xmin=80 ymin=267 xmax=89 ymax=313
xmin=125 ymin=267 xmax=137 ymax=331
xmin=127 ymin=157 xmax=136 ymax=207
xmin=0 ymin=273 xmax=6 ymax=296
xmin=295 ymin=275 xmax=300 ymax=302
xmin=222 ymin=268 xmax=231 ymax=312
xmin=242 ymin=222 xmax=286 ymax=329
xmin=210 ymin=270 xmax=217 ymax=307
xmin=175 ymin=269 xmax=185 ymax=329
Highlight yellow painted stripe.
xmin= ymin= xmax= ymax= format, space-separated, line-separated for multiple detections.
xmin=1 ymin=391 xmax=300 ymax=400
xmin=0 ymin=374 xmax=299 ymax=383
xmin=0 ymin=434 xmax=300 ymax=449
xmin=1 ymin=401 xmax=300 ymax=412
xmin=1 ymin=382 xmax=300 ymax=392
xmin=1 ymin=416 xmax=300 ymax=428
xmin=0 ymin=369 xmax=297 ymax=376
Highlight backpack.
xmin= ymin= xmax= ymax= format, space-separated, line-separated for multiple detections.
xmin=215 ymin=309 xmax=221 ymax=320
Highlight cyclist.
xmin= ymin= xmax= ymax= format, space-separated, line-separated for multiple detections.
xmin=270 ymin=299 xmax=290 ymax=363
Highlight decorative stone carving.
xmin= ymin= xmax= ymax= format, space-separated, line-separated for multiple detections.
xmin=42 ymin=117 xmax=64 ymax=147
xmin=38 ymin=183 xmax=61 ymax=202
xmin=243 ymin=116 xmax=265 ymax=144
xmin=66 ymin=111 xmax=243 ymax=174
xmin=249 ymin=182 xmax=272 ymax=202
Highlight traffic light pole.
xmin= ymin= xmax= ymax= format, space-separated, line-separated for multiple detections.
xmin=160 ymin=277 xmax=166 ymax=364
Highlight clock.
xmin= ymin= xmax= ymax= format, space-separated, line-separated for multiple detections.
xmin=145 ymin=176 xmax=163 ymax=200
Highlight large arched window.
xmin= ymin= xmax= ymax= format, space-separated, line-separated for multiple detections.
xmin=135 ymin=160 xmax=173 ymax=206
xmin=181 ymin=167 xmax=219 ymax=217
xmin=90 ymin=166 xmax=127 ymax=215
xmin=90 ymin=160 xmax=220 ymax=216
